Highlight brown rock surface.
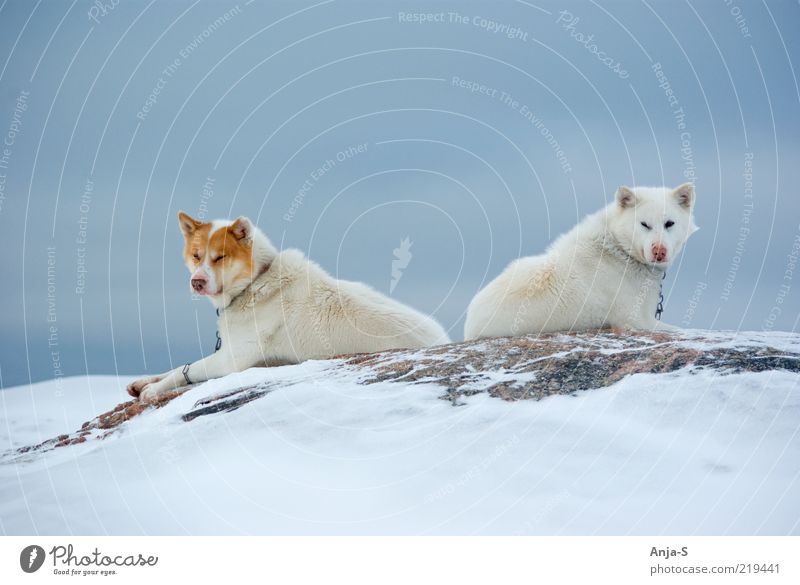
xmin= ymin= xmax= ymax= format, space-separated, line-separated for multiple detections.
xmin=9 ymin=330 xmax=799 ymax=457
xmin=346 ymin=329 xmax=799 ymax=402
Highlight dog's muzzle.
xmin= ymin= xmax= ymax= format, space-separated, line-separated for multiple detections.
xmin=191 ymin=278 xmax=207 ymax=292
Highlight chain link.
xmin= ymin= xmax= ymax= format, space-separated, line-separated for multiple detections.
xmin=655 ymin=271 xmax=666 ymax=320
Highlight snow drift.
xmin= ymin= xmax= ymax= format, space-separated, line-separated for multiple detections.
xmin=1 ymin=330 xmax=799 ymax=535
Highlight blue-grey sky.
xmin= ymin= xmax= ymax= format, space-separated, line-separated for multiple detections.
xmin=1 ymin=0 xmax=798 ymax=388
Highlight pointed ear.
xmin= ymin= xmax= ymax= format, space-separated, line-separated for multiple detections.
xmin=230 ymin=216 xmax=253 ymax=241
xmin=178 ymin=211 xmax=201 ymax=236
xmin=615 ymin=186 xmax=636 ymax=209
xmin=674 ymin=182 xmax=695 ymax=209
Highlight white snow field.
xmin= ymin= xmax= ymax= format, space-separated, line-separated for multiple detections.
xmin=1 ymin=341 xmax=799 ymax=535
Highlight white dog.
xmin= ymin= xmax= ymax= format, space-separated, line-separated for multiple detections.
xmin=464 ymin=183 xmax=698 ymax=339
xmin=128 ymin=212 xmax=450 ymax=402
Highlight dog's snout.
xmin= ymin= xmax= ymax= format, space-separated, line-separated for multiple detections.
xmin=651 ymin=243 xmax=668 ymax=263
xmin=191 ymin=277 xmax=207 ymax=292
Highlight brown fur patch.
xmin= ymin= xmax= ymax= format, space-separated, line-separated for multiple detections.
xmin=205 ymin=223 xmax=254 ymax=293
xmin=177 ymin=213 xmax=254 ymax=295
xmin=178 ymin=211 xmax=212 ymax=267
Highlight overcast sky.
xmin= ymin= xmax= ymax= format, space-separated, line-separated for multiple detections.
xmin=0 ymin=0 xmax=798 ymax=387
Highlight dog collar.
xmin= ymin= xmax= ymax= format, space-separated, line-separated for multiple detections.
xmin=211 ymin=261 xmax=272 ymax=352
xmin=602 ymin=236 xmax=667 ymax=320
xmin=217 ymin=260 xmax=272 ymax=313
xmin=655 ymin=271 xmax=666 ymax=320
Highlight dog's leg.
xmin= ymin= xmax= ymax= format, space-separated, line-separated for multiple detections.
xmin=132 ymin=348 xmax=259 ymax=403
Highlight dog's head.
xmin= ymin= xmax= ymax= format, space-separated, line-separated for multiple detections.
xmin=610 ymin=183 xmax=699 ymax=268
xmin=177 ymin=212 xmax=260 ymax=301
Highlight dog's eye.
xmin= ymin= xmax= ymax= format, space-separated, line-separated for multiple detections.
xmin=665 ymin=220 xmax=675 ymax=229
xmin=192 ymin=253 xmax=200 ymax=261
xmin=213 ymin=255 xmax=225 ymax=263
xmin=640 ymin=222 xmax=651 ymax=230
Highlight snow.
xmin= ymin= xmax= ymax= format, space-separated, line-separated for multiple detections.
xmin=1 ymin=355 xmax=799 ymax=535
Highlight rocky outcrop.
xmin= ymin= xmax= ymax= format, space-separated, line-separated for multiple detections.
xmin=8 ymin=329 xmax=800 ymax=457
xmin=346 ymin=329 xmax=800 ymax=402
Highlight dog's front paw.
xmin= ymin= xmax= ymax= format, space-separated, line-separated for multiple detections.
xmin=138 ymin=379 xmax=189 ymax=405
xmin=138 ymin=384 xmax=163 ymax=404
xmin=127 ymin=375 xmax=163 ymax=398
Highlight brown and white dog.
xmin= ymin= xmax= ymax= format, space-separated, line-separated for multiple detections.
xmin=127 ymin=212 xmax=450 ymax=402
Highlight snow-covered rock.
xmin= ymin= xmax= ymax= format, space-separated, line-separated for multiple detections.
xmin=1 ymin=330 xmax=798 ymax=535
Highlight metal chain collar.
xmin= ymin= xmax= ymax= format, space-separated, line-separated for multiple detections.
xmin=655 ymin=271 xmax=666 ymax=320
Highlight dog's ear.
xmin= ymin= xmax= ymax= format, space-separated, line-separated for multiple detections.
xmin=178 ymin=211 xmax=201 ymax=236
xmin=673 ymin=182 xmax=695 ymax=209
xmin=615 ymin=186 xmax=636 ymax=209
xmin=230 ymin=216 xmax=253 ymax=242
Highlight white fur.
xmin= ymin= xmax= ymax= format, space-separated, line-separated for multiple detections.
xmin=464 ymin=184 xmax=698 ymax=339
xmin=130 ymin=220 xmax=450 ymax=401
